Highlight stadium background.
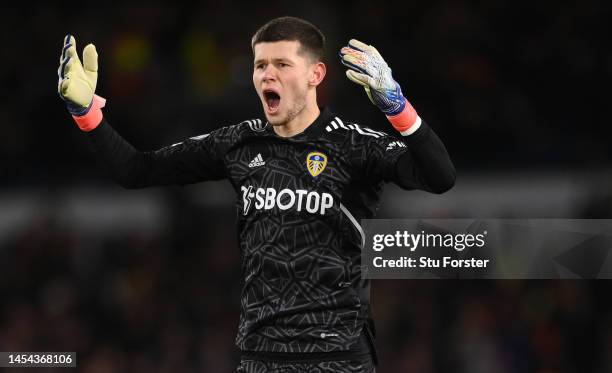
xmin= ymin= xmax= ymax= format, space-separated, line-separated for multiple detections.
xmin=1 ymin=1 xmax=612 ymax=372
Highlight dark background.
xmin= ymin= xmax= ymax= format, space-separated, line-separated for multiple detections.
xmin=1 ymin=1 xmax=612 ymax=372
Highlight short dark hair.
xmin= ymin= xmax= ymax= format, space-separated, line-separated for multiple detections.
xmin=251 ymin=16 xmax=326 ymax=61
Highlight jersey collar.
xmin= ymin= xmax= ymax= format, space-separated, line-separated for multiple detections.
xmin=302 ymin=106 xmax=334 ymax=139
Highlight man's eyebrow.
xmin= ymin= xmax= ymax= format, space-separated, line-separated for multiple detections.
xmin=254 ymin=58 xmax=293 ymax=65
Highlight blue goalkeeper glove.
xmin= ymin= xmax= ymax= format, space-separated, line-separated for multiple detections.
xmin=340 ymin=39 xmax=421 ymax=134
xmin=339 ymin=39 xmax=406 ymax=115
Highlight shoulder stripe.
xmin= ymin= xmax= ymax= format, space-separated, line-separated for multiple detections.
xmin=325 ymin=116 xmax=386 ymax=138
xmin=335 ymin=117 xmax=349 ymax=130
xmin=362 ymin=126 xmax=387 ymax=137
xmin=243 ymin=118 xmax=266 ymax=132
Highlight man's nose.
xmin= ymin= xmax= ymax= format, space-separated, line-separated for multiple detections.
xmin=262 ymin=66 xmax=276 ymax=82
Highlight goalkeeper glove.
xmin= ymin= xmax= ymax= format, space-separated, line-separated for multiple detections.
xmin=57 ymin=34 xmax=105 ymax=131
xmin=340 ymin=39 xmax=421 ymax=135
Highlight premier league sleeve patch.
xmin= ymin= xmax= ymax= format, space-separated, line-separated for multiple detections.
xmin=307 ymin=152 xmax=328 ymax=177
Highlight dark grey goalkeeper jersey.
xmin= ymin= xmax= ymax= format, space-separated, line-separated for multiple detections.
xmin=85 ymin=107 xmax=455 ymax=358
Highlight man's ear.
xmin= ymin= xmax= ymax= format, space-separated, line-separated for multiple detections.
xmin=309 ymin=62 xmax=326 ymax=87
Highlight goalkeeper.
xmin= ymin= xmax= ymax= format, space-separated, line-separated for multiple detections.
xmin=58 ymin=16 xmax=455 ymax=373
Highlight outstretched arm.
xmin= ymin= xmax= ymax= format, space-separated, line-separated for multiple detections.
xmin=340 ymin=39 xmax=455 ymax=193
xmin=57 ymin=35 xmax=226 ymax=188
xmin=85 ymin=119 xmax=226 ymax=188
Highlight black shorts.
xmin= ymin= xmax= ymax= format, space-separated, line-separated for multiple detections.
xmin=236 ymin=329 xmax=377 ymax=373
xmin=235 ymin=356 xmax=376 ymax=373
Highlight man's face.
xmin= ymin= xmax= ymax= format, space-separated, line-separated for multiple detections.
xmin=253 ymin=40 xmax=315 ymax=126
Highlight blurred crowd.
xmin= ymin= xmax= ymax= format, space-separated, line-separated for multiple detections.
xmin=1 ymin=1 xmax=612 ymax=372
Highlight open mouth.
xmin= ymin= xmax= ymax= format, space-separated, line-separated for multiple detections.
xmin=263 ymin=89 xmax=281 ymax=113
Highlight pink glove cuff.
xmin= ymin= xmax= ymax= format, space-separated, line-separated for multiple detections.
xmin=386 ymin=98 xmax=421 ymax=136
xmin=72 ymin=95 xmax=106 ymax=132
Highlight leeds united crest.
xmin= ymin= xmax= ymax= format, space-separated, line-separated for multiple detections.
xmin=306 ymin=152 xmax=327 ymax=177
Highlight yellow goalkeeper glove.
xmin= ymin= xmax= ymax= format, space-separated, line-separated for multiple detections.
xmin=57 ymin=34 xmax=105 ymax=131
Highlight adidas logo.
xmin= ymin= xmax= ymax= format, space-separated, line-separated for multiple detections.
xmin=386 ymin=140 xmax=407 ymax=151
xmin=248 ymin=153 xmax=266 ymax=168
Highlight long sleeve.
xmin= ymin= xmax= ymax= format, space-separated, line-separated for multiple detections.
xmin=359 ymin=120 xmax=455 ymax=194
xmin=393 ymin=122 xmax=456 ymax=194
xmin=85 ymin=118 xmax=228 ymax=188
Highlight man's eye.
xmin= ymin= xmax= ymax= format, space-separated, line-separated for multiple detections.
xmin=255 ymin=64 xmax=265 ymax=70
xmin=279 ymin=63 xmax=289 ymax=67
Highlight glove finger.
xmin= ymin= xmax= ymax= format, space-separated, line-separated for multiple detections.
xmin=342 ymin=53 xmax=365 ymax=67
xmin=63 ymin=36 xmax=77 ymax=60
xmin=59 ymin=43 xmax=72 ymax=67
xmin=368 ymin=45 xmax=386 ymax=62
xmin=346 ymin=69 xmax=371 ymax=87
xmin=339 ymin=46 xmax=364 ymax=59
xmin=348 ymin=39 xmax=388 ymax=67
xmin=63 ymin=34 xmax=75 ymax=47
xmin=59 ymin=64 xmax=78 ymax=100
xmin=341 ymin=48 xmax=380 ymax=77
xmin=340 ymin=59 xmax=368 ymax=76
xmin=348 ymin=39 xmax=369 ymax=52
xmin=61 ymin=58 xmax=75 ymax=81
xmin=58 ymin=56 xmax=71 ymax=79
xmin=83 ymin=44 xmax=98 ymax=73
xmin=65 ymin=44 xmax=79 ymax=63
xmin=339 ymin=47 xmax=366 ymax=69
xmin=63 ymin=36 xmax=83 ymax=72
xmin=341 ymin=55 xmax=369 ymax=75
xmin=61 ymin=35 xmax=74 ymax=60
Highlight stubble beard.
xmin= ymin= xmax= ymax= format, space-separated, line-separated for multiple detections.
xmin=268 ymin=90 xmax=307 ymax=127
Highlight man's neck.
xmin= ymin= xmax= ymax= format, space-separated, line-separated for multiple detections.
xmin=273 ymin=104 xmax=321 ymax=138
